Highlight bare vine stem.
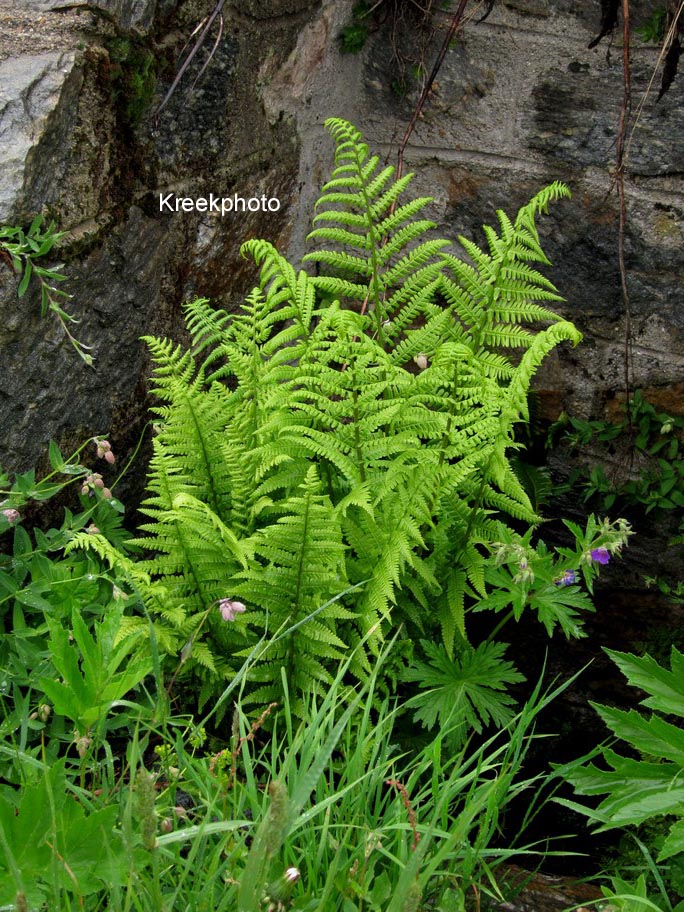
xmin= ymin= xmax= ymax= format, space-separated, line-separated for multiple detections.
xmin=615 ymin=0 xmax=634 ymax=431
xmin=359 ymin=0 xmax=471 ymax=322
xmin=395 ymin=0 xmax=470 ymax=183
xmin=625 ymin=0 xmax=684 ymax=161
xmin=154 ymin=0 xmax=226 ymax=120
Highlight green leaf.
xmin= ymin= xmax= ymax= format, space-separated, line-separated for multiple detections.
xmin=562 ymin=647 xmax=684 ymax=853
xmin=17 ymin=258 xmax=32 ymax=297
xmin=0 ymin=762 xmax=128 ymax=904
xmin=48 ymin=440 xmax=65 ymax=472
xmin=659 ymin=817 xmax=684 ymax=861
xmin=593 ymin=703 xmax=684 ymax=764
xmin=401 ymin=640 xmax=524 ymax=745
xmin=15 ymin=587 xmax=55 ymax=612
xmin=605 ymin=647 xmax=684 ymax=717
xmin=27 ymin=214 xmax=43 ymax=236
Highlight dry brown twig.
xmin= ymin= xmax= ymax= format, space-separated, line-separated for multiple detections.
xmin=154 ymin=0 xmax=226 ymax=120
xmin=590 ymin=1 xmax=684 ymax=422
xmin=385 ymin=778 xmax=420 ymax=851
xmin=357 ymin=0 xmax=472 ymax=320
xmin=394 ymin=0 xmax=470 ymax=185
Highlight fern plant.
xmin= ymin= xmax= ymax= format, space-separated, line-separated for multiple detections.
xmin=80 ymin=119 xmax=587 ymax=713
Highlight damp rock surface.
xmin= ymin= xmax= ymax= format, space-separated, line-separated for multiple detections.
xmin=0 ymin=0 xmax=312 ymax=474
xmin=0 ymin=0 xmax=682 ymax=486
xmin=494 ymin=864 xmax=603 ymax=912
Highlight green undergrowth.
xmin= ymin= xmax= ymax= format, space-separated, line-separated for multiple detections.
xmin=2 ymin=118 xmax=676 ymax=911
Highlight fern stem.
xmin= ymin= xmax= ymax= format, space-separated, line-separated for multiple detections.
xmin=438 ymin=360 xmax=459 ymax=469
xmin=287 ymin=491 xmax=312 ymax=689
xmin=322 ymin=456 xmax=336 ymax=501
xmin=460 ymin=471 xmax=489 ymax=560
xmin=352 ymin=145 xmax=387 ymax=345
xmin=185 ymin=390 xmax=220 ymax=515
xmin=424 ymin=361 xmax=458 ymax=525
xmin=351 ymin=386 xmax=367 ymax=485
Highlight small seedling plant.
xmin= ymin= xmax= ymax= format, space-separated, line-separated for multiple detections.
xmin=0 ymin=217 xmax=93 ymax=364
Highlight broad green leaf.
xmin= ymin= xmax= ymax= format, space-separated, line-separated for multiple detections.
xmin=15 ymin=587 xmax=54 ymax=612
xmin=658 ymin=817 xmax=684 ymax=861
xmin=401 ymin=640 xmax=524 ymax=745
xmin=606 ymin=647 xmax=684 ymax=717
xmin=593 ymin=703 xmax=684 ymax=764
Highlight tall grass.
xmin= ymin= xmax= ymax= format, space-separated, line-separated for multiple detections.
xmin=3 ymin=636 xmax=578 ymax=911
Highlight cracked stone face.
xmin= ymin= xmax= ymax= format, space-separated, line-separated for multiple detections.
xmin=25 ymin=0 xmax=158 ymax=32
xmin=0 ymin=0 xmax=311 ymax=476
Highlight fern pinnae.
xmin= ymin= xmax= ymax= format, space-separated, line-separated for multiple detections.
xmin=231 ymin=467 xmax=358 ymax=710
xmin=182 ymin=297 xmax=233 ymax=379
xmin=479 ymin=485 xmax=540 ymax=525
xmin=442 ymin=182 xmax=570 ymax=357
xmin=306 ymin=225 xmax=371 ymax=250
xmin=310 ymin=208 xmax=369 ymax=231
xmin=381 ymin=239 xmax=449 ymax=289
xmin=144 ymin=336 xmax=230 ymax=517
xmin=307 ymin=120 xmax=435 ymax=340
xmin=384 ymin=265 xmax=444 ymax=327
xmin=305 ymin=249 xmax=374 ymax=277
xmin=361 ymin=163 xmax=398 ymax=204
xmin=501 ymin=320 xmax=582 ymax=425
xmin=170 ymin=493 xmax=250 ymax=569
xmin=308 ymin=274 xmax=369 ymax=302
xmin=372 ymin=196 xmax=434 ymax=243
xmin=242 ymin=239 xmax=313 ymax=336
xmin=367 ymin=174 xmax=417 ymax=225
xmin=377 ymin=219 xmax=438 ymax=261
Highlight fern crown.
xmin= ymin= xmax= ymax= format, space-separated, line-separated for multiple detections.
xmin=80 ymin=118 xmax=582 ymax=712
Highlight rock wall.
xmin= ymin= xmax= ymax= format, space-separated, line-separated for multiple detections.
xmin=0 ymin=0 xmax=318 ymax=475
xmin=1 ymin=0 xmax=683 ymax=477
xmin=270 ymin=0 xmax=684 ymax=422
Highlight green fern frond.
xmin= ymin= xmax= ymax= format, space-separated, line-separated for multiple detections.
xmin=229 ymin=466 xmax=361 ymax=709
xmin=440 ymin=182 xmax=570 ymax=359
xmin=510 ymin=458 xmax=553 ymax=513
xmin=66 ymin=530 xmax=188 ymax=653
xmin=440 ymin=569 xmax=468 ymax=657
xmin=501 ymin=320 xmax=582 ymax=425
xmin=65 ymin=530 xmax=150 ymax=590
xmin=143 ymin=336 xmax=231 ymax=518
xmin=182 ymin=297 xmax=233 ymax=380
xmin=127 ymin=120 xmax=581 ymax=715
xmin=304 ymin=118 xmax=444 ymax=345
xmin=479 ymin=484 xmax=540 ymax=524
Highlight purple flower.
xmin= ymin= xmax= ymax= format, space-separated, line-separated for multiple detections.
xmin=218 ymin=598 xmax=246 ymax=622
xmin=590 ymin=548 xmax=610 ymax=565
xmin=554 ymin=569 xmax=577 ymax=587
